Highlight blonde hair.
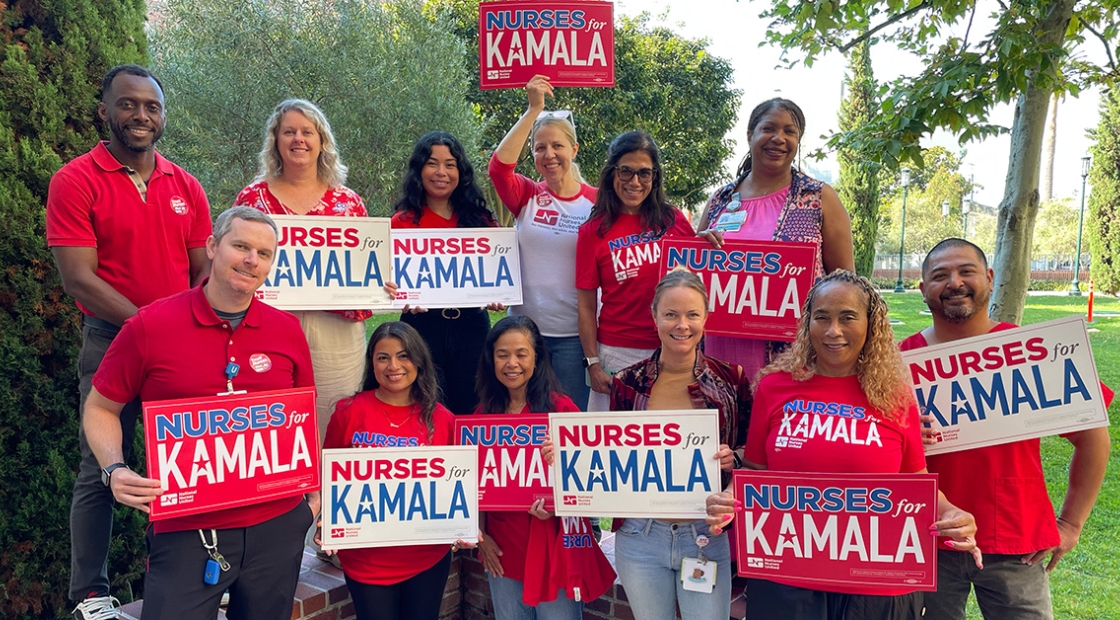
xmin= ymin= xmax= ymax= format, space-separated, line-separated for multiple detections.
xmin=530 ymin=115 xmax=584 ymax=184
xmin=651 ymin=267 xmax=708 ymax=316
xmin=254 ymin=99 xmax=348 ymax=188
xmin=758 ymin=269 xmax=913 ymax=422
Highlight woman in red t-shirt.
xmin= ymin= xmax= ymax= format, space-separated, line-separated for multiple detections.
xmin=234 ymin=99 xmax=372 ymax=443
xmin=473 ymin=315 xmax=612 ymax=619
xmin=576 ymin=131 xmax=695 ymax=413
xmin=318 ymin=321 xmax=458 ymax=620
xmin=389 ymin=131 xmax=500 ymax=415
xmin=706 ymin=270 xmax=981 ymax=620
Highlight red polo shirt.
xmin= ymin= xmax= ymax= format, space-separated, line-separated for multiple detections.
xmin=46 ymin=142 xmax=211 ymax=316
xmin=93 ymin=283 xmax=315 ymax=533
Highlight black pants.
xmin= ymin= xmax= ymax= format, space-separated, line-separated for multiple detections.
xmin=141 ymin=499 xmax=313 ymax=620
xmin=70 ymin=320 xmax=142 ymax=600
xmin=746 ymin=578 xmax=923 ymax=620
xmin=345 ymin=550 xmax=453 ymax=620
xmin=400 ymin=308 xmax=489 ymax=414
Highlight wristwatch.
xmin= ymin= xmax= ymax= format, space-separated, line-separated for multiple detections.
xmin=101 ymin=462 xmax=129 ymax=487
xmin=582 ymin=356 xmax=600 ymax=368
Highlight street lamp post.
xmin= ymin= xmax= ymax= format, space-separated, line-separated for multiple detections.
xmin=1070 ymin=155 xmax=1091 ymax=296
xmin=962 ymin=199 xmax=971 ymax=237
xmin=894 ymin=167 xmax=911 ymax=293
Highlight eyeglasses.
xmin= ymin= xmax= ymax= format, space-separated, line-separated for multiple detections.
xmin=615 ymin=165 xmax=655 ymax=182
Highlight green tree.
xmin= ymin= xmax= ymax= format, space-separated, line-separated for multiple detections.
xmin=760 ymin=0 xmax=1120 ymax=323
xmin=0 ymin=1 xmax=149 ymax=617
xmin=877 ymin=164 xmax=970 ymax=258
xmin=151 ymin=0 xmax=485 ymax=215
xmin=426 ymin=0 xmax=741 ymax=209
xmin=837 ymin=34 xmax=879 ymax=277
xmin=1089 ymin=86 xmax=1120 ymax=293
xmin=1033 ymin=198 xmax=1080 ymax=257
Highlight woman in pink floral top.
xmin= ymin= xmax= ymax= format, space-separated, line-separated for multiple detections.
xmin=234 ymin=99 xmax=371 ymax=443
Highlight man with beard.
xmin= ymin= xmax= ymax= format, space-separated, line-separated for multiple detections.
xmin=899 ymin=238 xmax=1111 ymax=620
xmin=46 ymin=64 xmax=211 ymax=619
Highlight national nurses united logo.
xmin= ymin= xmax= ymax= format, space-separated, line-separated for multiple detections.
xmin=533 ymin=208 xmax=560 ymax=226
xmin=169 ymin=196 xmax=189 ymax=215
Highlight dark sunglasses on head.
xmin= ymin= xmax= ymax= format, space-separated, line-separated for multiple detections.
xmin=615 ymin=165 xmax=655 ymax=182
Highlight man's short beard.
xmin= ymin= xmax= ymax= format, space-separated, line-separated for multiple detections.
xmin=939 ymin=304 xmax=977 ymax=323
xmin=109 ymin=117 xmax=163 ymax=153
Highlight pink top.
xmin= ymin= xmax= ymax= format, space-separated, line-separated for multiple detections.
xmin=704 ymin=187 xmax=789 ymax=383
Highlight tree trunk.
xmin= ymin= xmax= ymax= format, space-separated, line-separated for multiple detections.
xmin=990 ymin=0 xmax=1076 ymax=324
xmin=1041 ymin=92 xmax=1058 ymax=202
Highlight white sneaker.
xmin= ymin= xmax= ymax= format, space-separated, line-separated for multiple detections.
xmin=72 ymin=595 xmax=121 ymax=620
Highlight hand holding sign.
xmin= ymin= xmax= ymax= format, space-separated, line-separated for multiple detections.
xmin=526 ymin=74 xmax=554 ymax=110
xmin=704 ymin=491 xmax=740 ymax=535
xmin=111 ymin=468 xmax=163 ymax=513
xmin=932 ymin=497 xmax=982 ymax=569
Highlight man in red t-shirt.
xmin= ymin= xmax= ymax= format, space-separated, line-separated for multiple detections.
xmin=84 ymin=207 xmax=318 ymax=620
xmin=900 ymin=238 xmax=1111 ymax=620
xmin=45 ymin=64 xmax=212 ymax=619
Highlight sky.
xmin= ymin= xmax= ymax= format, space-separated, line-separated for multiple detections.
xmin=613 ymin=0 xmax=1106 ymax=209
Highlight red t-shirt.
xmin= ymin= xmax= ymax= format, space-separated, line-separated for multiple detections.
xmin=575 ymin=210 xmax=695 ymax=348
xmin=899 ymin=322 xmax=1114 ymax=555
xmin=472 ymin=393 xmax=580 ymax=584
xmin=92 ymin=283 xmax=314 ymax=533
xmin=746 ymin=371 xmax=925 ymax=595
xmin=324 ymin=390 xmax=456 ymax=585
xmin=46 ymin=142 xmax=212 ymax=317
xmin=391 ymin=207 xmax=459 ymax=229
xmin=234 ymin=180 xmax=372 ymax=321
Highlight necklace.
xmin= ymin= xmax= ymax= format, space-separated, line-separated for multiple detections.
xmin=376 ymin=391 xmax=415 ymax=428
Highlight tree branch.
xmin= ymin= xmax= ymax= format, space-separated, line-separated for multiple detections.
xmin=1081 ymin=20 xmax=1117 ymax=72
xmin=838 ymin=1 xmax=932 ymax=53
xmin=963 ymin=0 xmax=977 ymax=50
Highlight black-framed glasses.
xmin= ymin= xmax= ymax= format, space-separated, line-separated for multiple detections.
xmin=615 ymin=165 xmax=655 ymax=182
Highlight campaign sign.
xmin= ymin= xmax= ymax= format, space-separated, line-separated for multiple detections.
xmin=392 ymin=228 xmax=523 ymax=308
xmin=661 ymin=238 xmax=817 ymax=341
xmin=904 ymin=316 xmax=1110 ymax=456
xmin=144 ymin=388 xmax=319 ymax=521
xmin=550 ymin=410 xmax=720 ymax=518
xmin=322 ymin=446 xmax=479 ymax=550
xmin=259 ymin=215 xmax=392 ymax=311
xmin=734 ymin=471 xmax=939 ymax=591
xmin=455 ymin=414 xmax=554 ymax=511
xmin=479 ymin=1 xmax=614 ymax=89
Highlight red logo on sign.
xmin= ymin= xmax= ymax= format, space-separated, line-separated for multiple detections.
xmin=169 ymin=196 xmax=189 ymax=215
xmin=563 ymin=495 xmax=578 ymax=506
xmin=249 ymin=353 xmax=272 ymax=373
xmin=534 ymin=209 xmax=560 ymax=226
xmin=331 ymin=528 xmax=346 ymax=538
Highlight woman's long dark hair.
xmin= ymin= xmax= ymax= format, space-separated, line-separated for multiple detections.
xmin=588 ymin=131 xmax=676 ymax=237
xmin=734 ymin=98 xmax=806 ymax=182
xmin=362 ymin=321 xmax=441 ymax=432
xmin=475 ymin=316 xmax=564 ymax=414
xmin=393 ymin=131 xmax=496 ymax=227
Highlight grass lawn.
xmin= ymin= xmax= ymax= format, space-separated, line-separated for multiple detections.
xmin=885 ymin=292 xmax=1120 ymax=620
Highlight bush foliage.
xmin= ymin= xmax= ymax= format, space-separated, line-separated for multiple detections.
xmin=1089 ymin=87 xmax=1120 ymax=295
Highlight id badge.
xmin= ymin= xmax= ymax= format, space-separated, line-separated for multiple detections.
xmin=681 ymin=557 xmax=716 ymax=593
xmin=712 ymin=211 xmax=746 ymax=233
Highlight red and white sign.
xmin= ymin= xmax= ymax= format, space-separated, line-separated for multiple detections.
xmin=259 ymin=215 xmax=393 ymax=311
xmin=392 ymin=227 xmax=523 ymax=308
xmin=660 ymin=239 xmax=817 ymax=341
xmin=734 ymin=471 xmax=939 ymax=591
xmin=144 ymin=388 xmax=320 ymax=521
xmin=321 ymin=446 xmax=479 ymax=550
xmin=903 ymin=316 xmax=1110 ymax=455
xmin=455 ymin=414 xmax=553 ymax=510
xmin=479 ymin=1 xmax=615 ymax=89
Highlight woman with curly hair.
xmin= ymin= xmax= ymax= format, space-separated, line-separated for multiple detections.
xmin=390 ymin=131 xmax=499 ymax=414
xmin=706 ymin=270 xmax=981 ymax=620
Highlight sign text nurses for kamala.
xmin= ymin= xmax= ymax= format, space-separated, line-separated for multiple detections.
xmin=550 ymin=410 xmax=720 ymax=518
xmin=734 ymin=471 xmax=939 ymax=591
xmin=392 ymin=228 xmax=523 ymax=308
xmin=455 ymin=415 xmax=553 ymax=511
xmin=479 ymin=1 xmax=614 ymax=89
xmin=144 ymin=388 xmax=319 ymax=520
xmin=902 ymin=316 xmax=1110 ymax=456
xmin=661 ymin=239 xmax=817 ymax=341
xmin=259 ymin=215 xmax=393 ymax=311
xmin=322 ymin=446 xmax=479 ymax=550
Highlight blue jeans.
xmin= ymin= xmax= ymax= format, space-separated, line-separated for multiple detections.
xmin=614 ymin=518 xmax=732 ymax=620
xmin=488 ymin=574 xmax=583 ymax=620
xmin=542 ymin=335 xmax=587 ymax=411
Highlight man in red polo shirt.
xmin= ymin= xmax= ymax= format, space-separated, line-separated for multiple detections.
xmin=899 ymin=238 xmax=1111 ymax=620
xmin=46 ymin=64 xmax=212 ymax=619
xmin=83 ymin=206 xmax=318 ymax=620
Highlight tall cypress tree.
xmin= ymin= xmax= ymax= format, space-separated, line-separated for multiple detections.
xmin=837 ymin=35 xmax=880 ymax=277
xmin=1088 ymin=86 xmax=1120 ymax=294
xmin=0 ymin=1 xmax=148 ymax=617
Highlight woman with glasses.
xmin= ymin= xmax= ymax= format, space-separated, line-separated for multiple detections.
xmin=489 ymin=75 xmax=596 ymax=409
xmin=575 ymin=131 xmax=695 ymax=412
xmin=695 ymin=98 xmax=854 ymax=383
